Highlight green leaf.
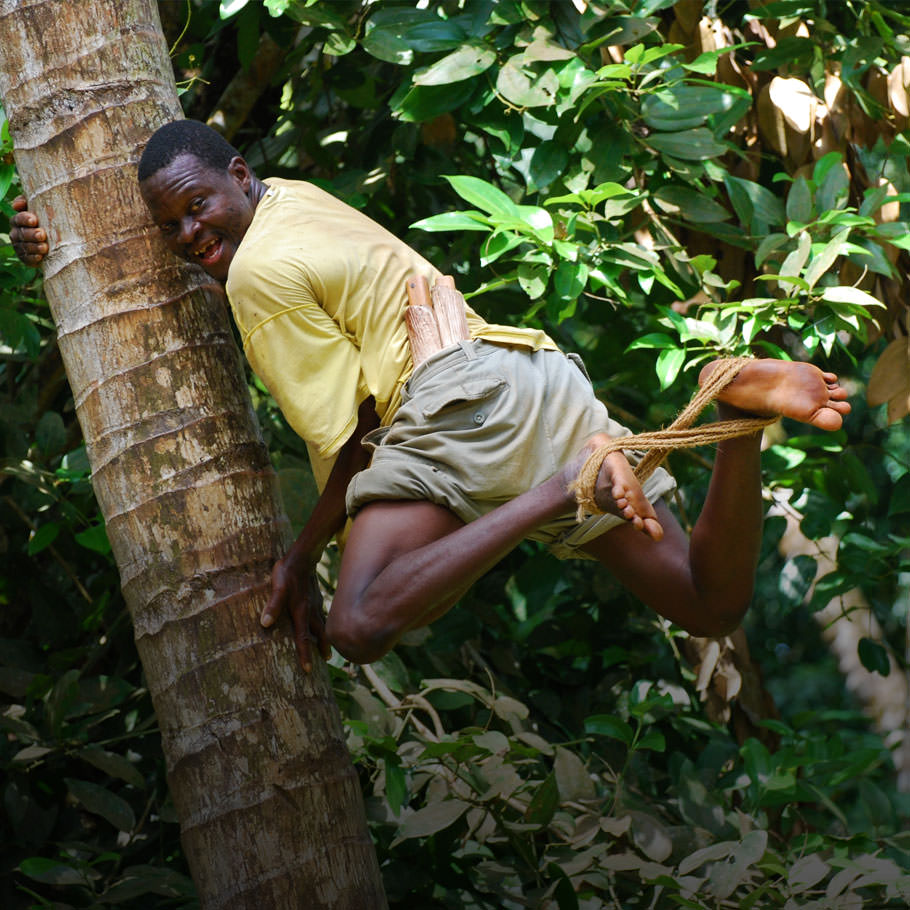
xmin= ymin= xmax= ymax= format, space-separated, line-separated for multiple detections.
xmin=77 ymin=746 xmax=145 ymax=788
xmin=652 ymin=186 xmax=730 ymax=223
xmin=656 ymin=346 xmax=685 ymax=389
xmin=35 ymin=410 xmax=66 ymax=456
xmin=66 ymin=778 xmax=136 ymax=831
xmin=384 ymin=758 xmax=407 ymax=816
xmin=19 ymin=856 xmax=88 ymax=886
xmin=392 ymin=799 xmax=469 ymax=845
xmin=444 ymin=175 xmax=518 ymax=218
xmin=786 ymin=176 xmax=813 ymax=224
xmin=724 ymin=175 xmax=785 ymax=230
xmin=525 ymin=772 xmax=559 ymax=826
xmin=636 ymin=728 xmax=665 ymax=752
xmin=393 ymin=80 xmax=475 ymax=122
xmin=646 ymin=128 xmax=727 ymax=161
xmin=529 ymin=141 xmax=568 ymax=190
xmin=820 ymin=286 xmax=885 ymax=309
xmin=888 ymin=474 xmax=910 ymax=516
xmin=517 ymin=262 xmax=548 ymax=299
xmin=27 ymin=521 xmax=59 ymax=556
xmin=413 ymin=43 xmax=496 ymax=86
xmin=857 ymin=637 xmax=890 ymax=676
xmin=642 ymin=85 xmax=739 ymax=131
xmin=627 ymin=332 xmax=676 ymax=351
xmin=76 ymin=522 xmax=111 ymax=555
xmin=585 ymin=713 xmax=633 ymax=744
xmin=411 ymin=211 xmax=491 ymax=233
xmin=496 ymin=60 xmax=559 ymax=108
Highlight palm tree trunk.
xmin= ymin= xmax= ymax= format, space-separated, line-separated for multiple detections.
xmin=0 ymin=1 xmax=386 ymax=906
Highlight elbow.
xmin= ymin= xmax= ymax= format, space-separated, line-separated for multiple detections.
xmin=325 ymin=608 xmax=394 ymax=665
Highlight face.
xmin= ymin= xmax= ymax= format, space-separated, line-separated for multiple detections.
xmin=140 ymin=153 xmax=257 ymax=282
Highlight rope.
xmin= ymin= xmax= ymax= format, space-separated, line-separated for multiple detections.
xmin=571 ymin=357 xmax=777 ymax=519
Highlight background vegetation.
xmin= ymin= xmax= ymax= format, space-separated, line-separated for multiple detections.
xmin=1 ymin=0 xmax=909 ymax=907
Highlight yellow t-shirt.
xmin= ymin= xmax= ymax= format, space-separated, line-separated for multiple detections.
xmin=226 ymin=178 xmax=556 ymax=487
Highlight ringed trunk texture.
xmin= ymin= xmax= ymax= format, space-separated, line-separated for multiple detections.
xmin=0 ymin=1 xmax=386 ymax=907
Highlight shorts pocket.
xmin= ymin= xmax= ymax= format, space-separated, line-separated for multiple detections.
xmin=419 ymin=376 xmax=507 ymax=419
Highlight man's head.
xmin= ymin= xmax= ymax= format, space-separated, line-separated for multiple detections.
xmin=138 ymin=120 xmax=261 ymax=282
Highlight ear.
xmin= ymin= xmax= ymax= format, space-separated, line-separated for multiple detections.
xmin=227 ymin=156 xmax=252 ymax=193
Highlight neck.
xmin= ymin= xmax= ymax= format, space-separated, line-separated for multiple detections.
xmin=248 ymin=176 xmax=269 ymax=208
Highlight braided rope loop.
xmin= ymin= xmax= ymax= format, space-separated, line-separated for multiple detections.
xmin=571 ymin=358 xmax=776 ymax=520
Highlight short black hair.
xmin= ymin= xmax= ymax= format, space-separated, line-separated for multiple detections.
xmin=137 ymin=120 xmax=241 ymax=183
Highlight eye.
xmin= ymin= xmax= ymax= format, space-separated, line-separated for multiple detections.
xmin=159 ymin=221 xmax=176 ymax=236
xmin=189 ymin=197 xmax=205 ymax=214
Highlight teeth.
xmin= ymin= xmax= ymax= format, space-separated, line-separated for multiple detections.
xmin=196 ymin=240 xmax=217 ymax=258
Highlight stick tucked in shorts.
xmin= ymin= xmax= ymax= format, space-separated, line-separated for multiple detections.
xmin=346 ymin=339 xmax=676 ymax=559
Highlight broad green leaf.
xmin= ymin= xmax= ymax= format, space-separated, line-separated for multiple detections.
xmin=642 ymin=86 xmax=739 ymax=131
xmin=553 ymin=260 xmax=588 ymax=299
xmin=788 ymin=854 xmax=831 ymax=892
xmin=19 ymin=857 xmax=89 ymax=886
xmin=525 ymin=772 xmax=559 ymax=826
xmin=496 ymin=60 xmax=559 ymax=108
xmin=786 ymin=176 xmax=813 ymax=224
xmin=656 ymin=347 xmax=685 ymax=389
xmin=626 ymin=332 xmax=677 ymax=351
xmin=820 ymin=286 xmax=885 ymax=309
xmin=27 ymin=521 xmax=59 ymax=556
xmin=76 ymin=522 xmax=111 ymax=555
xmin=724 ymin=175 xmax=785 ymax=230
xmin=77 ymin=746 xmax=145 ymax=788
xmin=384 ymin=758 xmax=407 ymax=816
xmin=392 ymin=80 xmax=475 ymax=122
xmin=708 ymin=830 xmax=768 ymax=899
xmin=652 ymin=186 xmax=730 ymax=223
xmin=804 ymin=235 xmax=847 ymax=289
xmin=444 ymin=175 xmax=518 ymax=217
xmin=411 ymin=211 xmax=492 ymax=232
xmin=585 ymin=713 xmax=633 ymax=744
xmin=779 ymin=231 xmax=811 ymax=278
xmin=66 ymin=778 xmax=136 ymax=831
xmin=518 ymin=262 xmax=548 ymax=299
xmin=413 ymin=43 xmax=496 ymax=86
xmin=857 ymin=637 xmax=890 ymax=676
xmin=553 ymin=746 xmax=595 ymax=801
xmin=529 ymin=140 xmax=568 ymax=189
xmin=393 ymin=798 xmax=470 ymax=844
xmin=646 ymin=128 xmax=727 ymax=161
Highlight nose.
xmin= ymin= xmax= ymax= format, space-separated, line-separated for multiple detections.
xmin=177 ymin=216 xmax=198 ymax=246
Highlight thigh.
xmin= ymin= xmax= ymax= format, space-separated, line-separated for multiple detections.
xmin=334 ymin=499 xmax=466 ymax=624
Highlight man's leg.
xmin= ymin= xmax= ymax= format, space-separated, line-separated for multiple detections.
xmin=582 ymin=359 xmax=851 ymax=634
xmin=327 ymin=359 xmax=850 ymax=663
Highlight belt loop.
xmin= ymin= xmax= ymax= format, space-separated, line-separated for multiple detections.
xmin=458 ymin=339 xmax=477 ymax=361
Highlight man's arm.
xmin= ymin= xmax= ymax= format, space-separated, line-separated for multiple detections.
xmin=262 ymin=395 xmax=379 ymax=671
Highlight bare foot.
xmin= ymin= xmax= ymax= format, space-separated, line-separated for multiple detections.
xmin=700 ymin=359 xmax=851 ymax=431
xmin=566 ymin=434 xmax=664 ymax=541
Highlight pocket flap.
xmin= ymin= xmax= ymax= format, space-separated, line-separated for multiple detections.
xmin=420 ymin=377 xmax=507 ymax=419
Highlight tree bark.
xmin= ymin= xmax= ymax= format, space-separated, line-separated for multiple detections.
xmin=0 ymin=2 xmax=386 ymax=907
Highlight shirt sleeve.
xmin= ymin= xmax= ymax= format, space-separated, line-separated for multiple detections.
xmin=227 ymin=260 xmax=369 ymax=459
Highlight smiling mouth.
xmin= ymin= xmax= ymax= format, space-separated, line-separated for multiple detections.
xmin=194 ymin=238 xmax=222 ymax=265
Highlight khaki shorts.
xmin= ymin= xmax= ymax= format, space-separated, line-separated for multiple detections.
xmin=346 ymin=340 xmax=675 ymax=558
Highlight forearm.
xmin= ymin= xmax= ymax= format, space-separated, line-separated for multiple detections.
xmin=285 ymin=397 xmax=378 ymax=566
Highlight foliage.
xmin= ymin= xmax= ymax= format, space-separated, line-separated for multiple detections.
xmin=2 ymin=0 xmax=909 ymax=907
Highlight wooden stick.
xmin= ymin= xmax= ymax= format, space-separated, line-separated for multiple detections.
xmin=405 ymin=274 xmax=442 ymax=366
xmin=431 ymin=282 xmax=471 ymax=347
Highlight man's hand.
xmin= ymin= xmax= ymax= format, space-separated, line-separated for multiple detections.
xmin=262 ymin=554 xmax=331 ymax=673
xmin=9 ymin=196 xmax=48 ymax=266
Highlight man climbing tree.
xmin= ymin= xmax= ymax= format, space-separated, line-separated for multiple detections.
xmin=11 ymin=119 xmax=851 ymax=672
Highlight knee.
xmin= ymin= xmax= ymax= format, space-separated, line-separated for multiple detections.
xmin=325 ymin=608 xmax=391 ymax=665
